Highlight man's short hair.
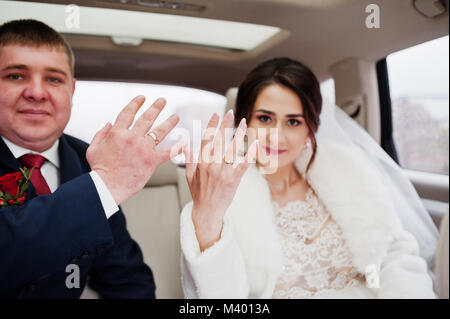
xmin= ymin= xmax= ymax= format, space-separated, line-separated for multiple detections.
xmin=0 ymin=19 xmax=75 ymax=76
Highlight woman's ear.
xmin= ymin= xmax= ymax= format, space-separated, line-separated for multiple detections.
xmin=304 ymin=137 xmax=312 ymax=149
xmin=296 ymin=136 xmax=314 ymax=177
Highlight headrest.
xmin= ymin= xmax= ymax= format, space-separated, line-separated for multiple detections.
xmin=145 ymin=160 xmax=179 ymax=187
xmin=225 ymin=87 xmax=238 ymax=114
xmin=146 ymin=87 xmax=238 ymax=188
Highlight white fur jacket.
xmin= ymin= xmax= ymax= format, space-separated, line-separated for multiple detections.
xmin=179 ymin=137 xmax=436 ymax=299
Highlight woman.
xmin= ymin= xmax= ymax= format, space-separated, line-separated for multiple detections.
xmin=179 ymin=57 xmax=436 ymax=298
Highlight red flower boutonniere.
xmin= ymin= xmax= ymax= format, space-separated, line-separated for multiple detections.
xmin=0 ymin=167 xmax=33 ymax=207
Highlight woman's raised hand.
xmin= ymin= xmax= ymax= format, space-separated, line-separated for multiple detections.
xmin=182 ymin=109 xmax=258 ymax=251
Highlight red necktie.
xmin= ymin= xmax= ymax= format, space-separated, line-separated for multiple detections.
xmin=19 ymin=154 xmax=51 ymax=196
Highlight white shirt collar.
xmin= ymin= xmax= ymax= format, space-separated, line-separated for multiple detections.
xmin=1 ymin=136 xmax=60 ymax=169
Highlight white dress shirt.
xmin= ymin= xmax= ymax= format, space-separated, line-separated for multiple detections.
xmin=1 ymin=136 xmax=119 ymax=219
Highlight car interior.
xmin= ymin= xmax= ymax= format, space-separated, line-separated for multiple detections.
xmin=1 ymin=0 xmax=448 ymax=299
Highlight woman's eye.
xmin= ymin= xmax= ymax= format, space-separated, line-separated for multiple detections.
xmin=287 ymin=119 xmax=301 ymax=127
xmin=258 ymin=115 xmax=271 ymax=123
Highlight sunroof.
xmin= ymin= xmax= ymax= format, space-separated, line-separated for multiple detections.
xmin=0 ymin=0 xmax=282 ymax=51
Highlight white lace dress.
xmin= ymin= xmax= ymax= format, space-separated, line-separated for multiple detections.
xmin=272 ymin=188 xmax=367 ymax=299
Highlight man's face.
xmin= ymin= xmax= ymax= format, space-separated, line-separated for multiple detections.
xmin=0 ymin=44 xmax=75 ymax=152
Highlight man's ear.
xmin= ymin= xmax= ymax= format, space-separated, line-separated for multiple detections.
xmin=71 ymin=78 xmax=76 ymax=97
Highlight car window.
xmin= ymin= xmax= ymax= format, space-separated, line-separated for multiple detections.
xmin=64 ymin=80 xmax=226 ymax=164
xmin=387 ymin=36 xmax=449 ymax=175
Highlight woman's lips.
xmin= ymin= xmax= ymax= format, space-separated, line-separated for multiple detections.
xmin=264 ymin=146 xmax=286 ymax=155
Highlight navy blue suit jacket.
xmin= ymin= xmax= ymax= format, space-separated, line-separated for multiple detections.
xmin=0 ymin=134 xmax=155 ymax=298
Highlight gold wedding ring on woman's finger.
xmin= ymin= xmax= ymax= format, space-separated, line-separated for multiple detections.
xmin=146 ymin=131 xmax=159 ymax=145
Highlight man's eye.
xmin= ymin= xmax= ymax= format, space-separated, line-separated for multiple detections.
xmin=7 ymin=74 xmax=22 ymax=80
xmin=258 ymin=115 xmax=271 ymax=123
xmin=287 ymin=119 xmax=301 ymax=127
xmin=48 ymin=77 xmax=61 ymax=83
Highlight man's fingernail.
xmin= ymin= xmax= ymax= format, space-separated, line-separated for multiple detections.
xmin=224 ymin=109 xmax=233 ymax=120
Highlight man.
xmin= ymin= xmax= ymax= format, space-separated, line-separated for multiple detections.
xmin=0 ymin=19 xmax=182 ymax=298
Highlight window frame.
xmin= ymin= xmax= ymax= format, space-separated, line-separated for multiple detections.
xmin=376 ymin=58 xmax=400 ymax=164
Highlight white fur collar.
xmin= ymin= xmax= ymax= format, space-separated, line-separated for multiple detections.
xmin=227 ymin=134 xmax=402 ymax=280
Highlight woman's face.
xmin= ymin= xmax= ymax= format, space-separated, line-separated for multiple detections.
xmin=247 ymin=83 xmax=310 ymax=171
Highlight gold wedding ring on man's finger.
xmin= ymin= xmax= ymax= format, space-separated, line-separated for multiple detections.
xmin=146 ymin=131 xmax=159 ymax=145
xmin=223 ymin=158 xmax=234 ymax=165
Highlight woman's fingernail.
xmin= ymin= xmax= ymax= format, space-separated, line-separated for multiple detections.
xmin=239 ymin=117 xmax=247 ymax=129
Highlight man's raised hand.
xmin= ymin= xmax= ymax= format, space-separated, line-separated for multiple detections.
xmin=86 ymin=95 xmax=183 ymax=205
